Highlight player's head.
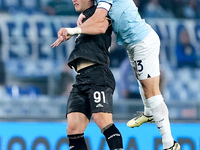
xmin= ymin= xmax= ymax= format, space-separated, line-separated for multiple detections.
xmin=72 ymin=0 xmax=95 ymax=12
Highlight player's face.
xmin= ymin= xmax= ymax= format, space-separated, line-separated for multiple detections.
xmin=72 ymin=0 xmax=91 ymax=12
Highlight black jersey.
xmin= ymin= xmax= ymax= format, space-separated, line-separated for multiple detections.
xmin=68 ymin=6 xmax=112 ymax=69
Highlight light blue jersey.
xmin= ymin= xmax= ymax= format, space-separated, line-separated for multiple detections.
xmin=97 ymin=0 xmax=151 ymax=47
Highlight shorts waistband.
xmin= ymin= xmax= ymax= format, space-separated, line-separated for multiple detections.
xmin=77 ymin=63 xmax=103 ymax=73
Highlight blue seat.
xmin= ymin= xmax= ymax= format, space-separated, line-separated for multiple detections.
xmin=6 ymin=85 xmax=40 ymax=98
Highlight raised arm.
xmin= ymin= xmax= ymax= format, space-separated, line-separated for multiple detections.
xmin=80 ymin=8 xmax=109 ymax=34
xmin=50 ymin=1 xmax=112 ymax=47
xmin=79 ymin=1 xmax=112 ymax=34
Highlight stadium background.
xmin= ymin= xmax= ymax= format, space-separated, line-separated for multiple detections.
xmin=0 ymin=0 xmax=200 ymax=149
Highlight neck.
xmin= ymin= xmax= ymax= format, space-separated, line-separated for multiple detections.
xmin=87 ymin=1 xmax=94 ymax=9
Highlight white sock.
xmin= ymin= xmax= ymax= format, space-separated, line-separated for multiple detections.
xmin=145 ymin=95 xmax=174 ymax=149
xmin=138 ymin=80 xmax=152 ymax=116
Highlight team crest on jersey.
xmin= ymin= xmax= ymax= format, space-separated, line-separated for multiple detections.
xmin=96 ymin=104 xmax=103 ymax=108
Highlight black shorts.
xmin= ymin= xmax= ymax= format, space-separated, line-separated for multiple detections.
xmin=66 ymin=64 xmax=115 ymax=120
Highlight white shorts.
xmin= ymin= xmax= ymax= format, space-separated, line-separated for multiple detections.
xmin=126 ymin=29 xmax=160 ymax=80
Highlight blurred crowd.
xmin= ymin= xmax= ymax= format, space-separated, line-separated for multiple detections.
xmin=0 ymin=0 xmax=78 ymax=16
xmin=134 ymin=0 xmax=200 ymax=19
xmin=0 ymin=0 xmax=200 ymax=100
xmin=0 ymin=0 xmax=200 ymax=19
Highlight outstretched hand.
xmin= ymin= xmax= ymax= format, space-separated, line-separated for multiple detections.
xmin=50 ymin=36 xmax=64 ymax=48
xmin=50 ymin=28 xmax=72 ymax=48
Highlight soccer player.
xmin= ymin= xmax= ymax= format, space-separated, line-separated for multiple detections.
xmin=51 ymin=0 xmax=123 ymax=150
xmin=53 ymin=0 xmax=181 ymax=150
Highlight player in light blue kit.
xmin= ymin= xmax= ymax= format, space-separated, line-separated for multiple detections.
xmin=53 ymin=0 xmax=180 ymax=149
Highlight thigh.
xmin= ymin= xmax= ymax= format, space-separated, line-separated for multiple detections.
xmin=127 ymin=29 xmax=161 ymax=80
xmin=66 ymin=87 xmax=92 ymax=120
xmin=89 ymin=85 xmax=114 ymax=130
xmin=88 ymin=85 xmax=113 ymax=114
xmin=139 ymin=76 xmax=161 ymax=99
xmin=67 ymin=112 xmax=89 ymax=134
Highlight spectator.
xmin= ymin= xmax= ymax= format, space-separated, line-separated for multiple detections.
xmin=118 ymin=57 xmax=166 ymax=99
xmin=0 ymin=61 xmax=9 ymax=98
xmin=183 ymin=0 xmax=200 ymax=19
xmin=143 ymin=0 xmax=174 ymax=18
xmin=118 ymin=57 xmax=141 ymax=99
xmin=109 ymin=33 xmax=127 ymax=68
xmin=58 ymin=62 xmax=74 ymax=96
xmin=170 ymin=0 xmax=185 ymax=18
xmin=159 ymin=0 xmax=173 ymax=11
xmin=133 ymin=0 xmax=140 ymax=8
xmin=43 ymin=0 xmax=78 ymax=16
xmin=133 ymin=0 xmax=145 ymax=15
xmin=159 ymin=0 xmax=177 ymax=17
xmin=0 ymin=29 xmax=2 ymax=60
xmin=175 ymin=27 xmax=199 ymax=68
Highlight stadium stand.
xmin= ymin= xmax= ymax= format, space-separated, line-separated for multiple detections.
xmin=0 ymin=0 xmax=200 ymax=122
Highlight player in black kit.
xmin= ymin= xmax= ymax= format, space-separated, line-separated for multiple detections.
xmin=51 ymin=0 xmax=123 ymax=150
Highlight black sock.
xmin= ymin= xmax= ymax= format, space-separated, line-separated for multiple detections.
xmin=102 ymin=124 xmax=123 ymax=150
xmin=68 ymin=133 xmax=87 ymax=150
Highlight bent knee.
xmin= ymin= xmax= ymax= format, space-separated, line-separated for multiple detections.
xmin=93 ymin=113 xmax=113 ymax=130
xmin=67 ymin=119 xmax=88 ymax=135
xmin=140 ymin=76 xmax=161 ymax=98
xmin=67 ymin=122 xmax=79 ymax=135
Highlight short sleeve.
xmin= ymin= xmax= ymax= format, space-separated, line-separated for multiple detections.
xmin=97 ymin=1 xmax=113 ymax=12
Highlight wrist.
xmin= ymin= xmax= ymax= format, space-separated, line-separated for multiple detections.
xmin=65 ymin=27 xmax=82 ymax=35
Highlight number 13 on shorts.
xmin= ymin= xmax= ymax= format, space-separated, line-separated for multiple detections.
xmin=135 ymin=60 xmax=143 ymax=72
xmin=134 ymin=59 xmax=150 ymax=79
